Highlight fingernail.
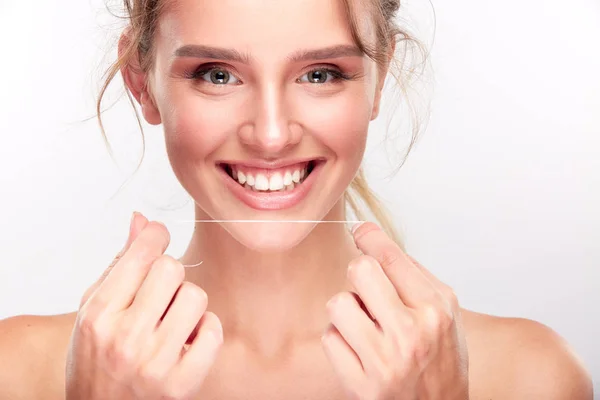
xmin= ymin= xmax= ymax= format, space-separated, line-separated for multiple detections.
xmin=130 ymin=211 xmax=138 ymax=233
xmin=121 ymin=212 xmax=137 ymax=251
xmin=210 ymin=325 xmax=223 ymax=343
xmin=130 ymin=211 xmax=137 ymax=226
xmin=321 ymin=328 xmax=334 ymax=344
xmin=326 ymin=296 xmax=338 ymax=310
xmin=351 ymin=222 xmax=364 ymax=235
xmin=126 ymin=211 xmax=140 ymax=242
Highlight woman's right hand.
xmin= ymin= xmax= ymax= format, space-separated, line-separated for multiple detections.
xmin=65 ymin=212 xmax=223 ymax=400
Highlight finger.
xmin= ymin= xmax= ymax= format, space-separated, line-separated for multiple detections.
xmin=407 ymin=254 xmax=460 ymax=310
xmin=153 ymin=282 xmax=209 ymax=369
xmin=169 ymin=311 xmax=223 ymax=392
xmin=80 ymin=212 xmax=149 ymax=307
xmin=321 ymin=325 xmax=366 ymax=395
xmin=347 ymin=255 xmax=409 ymax=335
xmin=123 ymin=212 xmax=150 ymax=257
xmin=124 ymin=255 xmax=186 ymax=336
xmin=352 ymin=222 xmax=440 ymax=307
xmin=406 ymin=254 xmax=444 ymax=288
xmin=91 ymin=221 xmax=171 ymax=312
xmin=326 ymin=291 xmax=383 ymax=375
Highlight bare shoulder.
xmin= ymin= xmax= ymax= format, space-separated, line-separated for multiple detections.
xmin=0 ymin=312 xmax=77 ymax=399
xmin=462 ymin=309 xmax=593 ymax=400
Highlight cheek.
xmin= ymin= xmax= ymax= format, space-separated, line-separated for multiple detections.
xmin=157 ymin=82 xmax=373 ymax=167
xmin=159 ymin=87 xmax=240 ymax=160
xmin=298 ymin=91 xmax=371 ymax=162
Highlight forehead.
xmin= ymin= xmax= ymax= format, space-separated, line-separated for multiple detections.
xmin=157 ymin=0 xmax=374 ymax=59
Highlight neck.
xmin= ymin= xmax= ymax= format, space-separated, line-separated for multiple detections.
xmin=179 ymin=200 xmax=360 ymax=357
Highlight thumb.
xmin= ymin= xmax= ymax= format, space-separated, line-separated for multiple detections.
xmin=80 ymin=211 xmax=149 ymax=307
xmin=121 ymin=211 xmax=149 ymax=253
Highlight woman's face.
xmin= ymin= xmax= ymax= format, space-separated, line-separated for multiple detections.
xmin=142 ymin=0 xmax=385 ymax=250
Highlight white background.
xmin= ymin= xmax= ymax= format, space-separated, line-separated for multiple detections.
xmin=0 ymin=0 xmax=598 ymax=391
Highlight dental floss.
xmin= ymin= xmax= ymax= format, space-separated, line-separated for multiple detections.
xmin=169 ymin=220 xmax=363 ymax=224
xmin=168 ymin=219 xmax=364 ymax=268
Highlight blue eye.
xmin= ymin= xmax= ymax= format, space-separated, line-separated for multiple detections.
xmin=299 ymin=68 xmax=347 ymax=84
xmin=193 ymin=67 xmax=240 ymax=85
xmin=188 ymin=65 xmax=352 ymax=85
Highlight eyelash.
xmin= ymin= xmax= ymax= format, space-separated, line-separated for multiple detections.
xmin=187 ymin=63 xmax=355 ymax=85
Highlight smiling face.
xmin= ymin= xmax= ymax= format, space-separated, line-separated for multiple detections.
xmin=129 ymin=0 xmax=389 ymax=251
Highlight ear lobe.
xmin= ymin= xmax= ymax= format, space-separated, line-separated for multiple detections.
xmin=370 ymin=71 xmax=386 ymax=121
xmin=371 ymin=96 xmax=381 ymax=121
xmin=118 ymin=29 xmax=162 ymax=125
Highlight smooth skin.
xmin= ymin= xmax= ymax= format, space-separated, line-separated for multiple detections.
xmin=0 ymin=213 xmax=592 ymax=399
xmin=0 ymin=0 xmax=593 ymax=397
xmin=64 ymin=215 xmax=223 ymax=399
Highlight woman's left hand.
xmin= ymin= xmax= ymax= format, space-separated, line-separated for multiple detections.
xmin=322 ymin=222 xmax=469 ymax=400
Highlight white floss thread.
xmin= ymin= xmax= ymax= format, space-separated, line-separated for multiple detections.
xmin=165 ymin=219 xmax=364 ymax=224
xmin=163 ymin=219 xmax=365 ymax=268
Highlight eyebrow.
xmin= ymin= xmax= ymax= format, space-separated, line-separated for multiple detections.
xmin=174 ymin=45 xmax=251 ymax=63
xmin=173 ymin=44 xmax=363 ymax=63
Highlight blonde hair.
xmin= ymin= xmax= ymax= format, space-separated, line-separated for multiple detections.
xmin=97 ymin=0 xmax=429 ymax=252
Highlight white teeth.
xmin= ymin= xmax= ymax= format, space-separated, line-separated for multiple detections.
xmin=237 ymin=170 xmax=246 ymax=185
xmin=292 ymin=170 xmax=300 ymax=183
xmin=232 ymin=163 xmax=310 ymax=192
xmin=254 ymin=174 xmax=269 ymax=191
xmin=269 ymin=173 xmax=284 ymax=191
xmin=283 ymin=171 xmax=293 ymax=186
xmin=246 ymin=173 xmax=255 ymax=186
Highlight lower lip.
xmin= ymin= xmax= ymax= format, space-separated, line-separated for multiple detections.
xmin=218 ymin=162 xmax=324 ymax=211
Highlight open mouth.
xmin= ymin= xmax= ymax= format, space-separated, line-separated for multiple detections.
xmin=218 ymin=160 xmax=319 ymax=193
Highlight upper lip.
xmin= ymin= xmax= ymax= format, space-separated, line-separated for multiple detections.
xmin=217 ymin=157 xmax=324 ymax=170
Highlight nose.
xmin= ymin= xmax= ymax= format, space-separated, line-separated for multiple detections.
xmin=238 ymin=85 xmax=302 ymax=155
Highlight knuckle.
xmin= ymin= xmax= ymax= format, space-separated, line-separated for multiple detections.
xmin=179 ymin=282 xmax=208 ymax=304
xmin=442 ymin=286 xmax=459 ymax=307
xmin=346 ymin=392 xmax=362 ymax=400
xmin=352 ymin=221 xmax=379 ymax=242
xmin=148 ymin=221 xmax=171 ymax=244
xmin=132 ymin=223 xmax=171 ymax=264
xmin=77 ymin=303 xmax=109 ymax=342
xmin=382 ymin=331 xmax=402 ymax=358
xmin=376 ymin=248 xmax=401 ymax=270
xmin=376 ymin=364 xmax=395 ymax=385
xmin=161 ymin=382 xmax=188 ymax=400
xmin=327 ymin=291 xmax=354 ymax=314
xmin=346 ymin=258 xmax=361 ymax=281
xmin=370 ymin=386 xmax=390 ymax=400
xmin=106 ymin=337 xmax=138 ymax=370
xmin=347 ymin=255 xmax=377 ymax=281
xmin=135 ymin=242 xmax=161 ymax=266
xmin=103 ymin=319 xmax=142 ymax=369
xmin=410 ymin=338 xmax=432 ymax=365
xmin=396 ymin=312 xmax=417 ymax=332
xmin=154 ymin=255 xmax=185 ymax=281
xmin=203 ymin=311 xmax=221 ymax=329
xmin=138 ymin=362 xmax=166 ymax=387
xmin=423 ymin=303 xmax=454 ymax=334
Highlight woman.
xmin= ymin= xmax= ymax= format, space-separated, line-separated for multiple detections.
xmin=0 ymin=0 xmax=592 ymax=398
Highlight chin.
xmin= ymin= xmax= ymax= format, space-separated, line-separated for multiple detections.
xmin=220 ymin=220 xmax=316 ymax=252
xmin=187 ymin=155 xmax=357 ymax=252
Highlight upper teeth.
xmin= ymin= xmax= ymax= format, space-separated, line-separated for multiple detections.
xmin=231 ymin=165 xmax=309 ymax=192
